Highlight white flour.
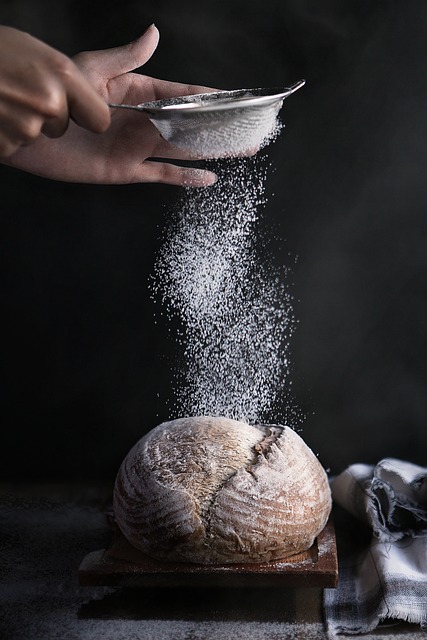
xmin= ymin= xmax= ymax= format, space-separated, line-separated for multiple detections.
xmin=151 ymin=155 xmax=297 ymax=425
xmin=160 ymin=104 xmax=283 ymax=158
xmin=150 ymin=92 xmax=285 ymax=158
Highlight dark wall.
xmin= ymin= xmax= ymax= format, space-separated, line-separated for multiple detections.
xmin=1 ymin=0 xmax=426 ymax=482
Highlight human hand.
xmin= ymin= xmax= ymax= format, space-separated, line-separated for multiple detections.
xmin=0 ymin=25 xmax=110 ymax=157
xmin=6 ymin=25 xmax=217 ymax=187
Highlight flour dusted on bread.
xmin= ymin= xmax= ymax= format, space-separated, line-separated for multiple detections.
xmin=113 ymin=416 xmax=332 ymax=564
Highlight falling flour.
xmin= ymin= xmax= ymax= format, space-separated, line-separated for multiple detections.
xmin=151 ymin=149 xmax=298 ymax=427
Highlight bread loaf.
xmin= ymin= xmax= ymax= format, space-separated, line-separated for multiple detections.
xmin=113 ymin=416 xmax=332 ymax=564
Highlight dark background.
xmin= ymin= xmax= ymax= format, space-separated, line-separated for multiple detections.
xmin=0 ymin=0 xmax=426 ymax=483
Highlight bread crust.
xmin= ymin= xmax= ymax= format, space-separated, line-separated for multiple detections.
xmin=113 ymin=416 xmax=332 ymax=564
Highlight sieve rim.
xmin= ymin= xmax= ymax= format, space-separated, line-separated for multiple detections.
xmin=140 ymin=80 xmax=305 ymax=119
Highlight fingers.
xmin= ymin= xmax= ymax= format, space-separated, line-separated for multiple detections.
xmin=73 ymin=24 xmax=160 ymax=80
xmin=30 ymin=56 xmax=111 ymax=136
xmin=126 ymin=24 xmax=160 ymax=70
xmin=39 ymin=89 xmax=69 ymax=138
xmin=0 ymin=102 xmax=45 ymax=157
xmin=33 ymin=56 xmax=111 ymax=137
xmin=65 ymin=65 xmax=111 ymax=133
xmin=0 ymin=26 xmax=110 ymax=154
xmin=41 ymin=114 xmax=69 ymax=139
xmin=134 ymin=161 xmax=217 ymax=187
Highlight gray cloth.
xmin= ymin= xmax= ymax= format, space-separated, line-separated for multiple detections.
xmin=324 ymin=458 xmax=427 ymax=637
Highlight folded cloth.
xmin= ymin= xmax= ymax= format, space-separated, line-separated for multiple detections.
xmin=324 ymin=458 xmax=427 ymax=637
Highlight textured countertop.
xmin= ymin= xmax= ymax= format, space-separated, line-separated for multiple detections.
xmin=1 ymin=484 xmax=426 ymax=640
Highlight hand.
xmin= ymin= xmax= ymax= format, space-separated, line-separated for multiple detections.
xmin=5 ymin=25 xmax=217 ymax=187
xmin=0 ymin=25 xmax=110 ymax=157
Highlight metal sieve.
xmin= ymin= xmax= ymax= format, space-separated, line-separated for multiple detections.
xmin=109 ymin=79 xmax=305 ymax=158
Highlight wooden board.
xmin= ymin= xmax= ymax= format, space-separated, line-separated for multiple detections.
xmin=78 ymin=517 xmax=338 ymax=589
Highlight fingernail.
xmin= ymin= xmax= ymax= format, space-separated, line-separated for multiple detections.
xmin=132 ymin=24 xmax=157 ymax=44
xmin=204 ymin=173 xmax=218 ymax=186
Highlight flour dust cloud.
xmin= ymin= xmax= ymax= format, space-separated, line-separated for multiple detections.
xmin=151 ymin=155 xmax=298 ymax=426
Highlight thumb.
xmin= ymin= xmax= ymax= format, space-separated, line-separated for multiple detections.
xmin=124 ymin=24 xmax=160 ymax=71
xmin=74 ymin=24 xmax=160 ymax=79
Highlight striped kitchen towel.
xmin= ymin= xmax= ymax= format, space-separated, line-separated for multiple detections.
xmin=324 ymin=458 xmax=427 ymax=637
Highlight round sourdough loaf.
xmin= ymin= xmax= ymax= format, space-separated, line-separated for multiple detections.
xmin=113 ymin=416 xmax=331 ymax=564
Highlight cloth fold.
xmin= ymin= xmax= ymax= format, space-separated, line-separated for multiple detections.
xmin=324 ymin=458 xmax=427 ymax=637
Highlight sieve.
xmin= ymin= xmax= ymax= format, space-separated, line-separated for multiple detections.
xmin=109 ymin=79 xmax=305 ymax=158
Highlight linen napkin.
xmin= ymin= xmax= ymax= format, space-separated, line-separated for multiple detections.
xmin=324 ymin=458 xmax=427 ymax=637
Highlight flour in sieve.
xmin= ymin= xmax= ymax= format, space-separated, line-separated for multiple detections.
xmin=165 ymin=103 xmax=284 ymax=158
xmin=151 ymin=155 xmax=297 ymax=425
